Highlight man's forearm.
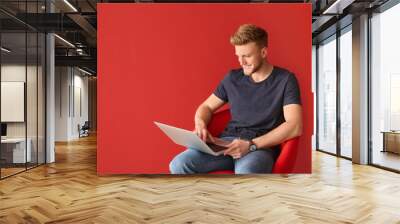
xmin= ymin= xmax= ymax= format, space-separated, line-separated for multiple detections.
xmin=194 ymin=104 xmax=213 ymax=127
xmin=252 ymin=121 xmax=302 ymax=149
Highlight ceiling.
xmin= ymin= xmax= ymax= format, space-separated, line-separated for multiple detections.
xmin=0 ymin=0 xmax=394 ymax=75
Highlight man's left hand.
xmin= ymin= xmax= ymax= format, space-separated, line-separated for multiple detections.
xmin=223 ymin=139 xmax=250 ymax=159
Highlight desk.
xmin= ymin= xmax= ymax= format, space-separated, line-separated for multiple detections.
xmin=381 ymin=131 xmax=400 ymax=154
xmin=1 ymin=138 xmax=31 ymax=163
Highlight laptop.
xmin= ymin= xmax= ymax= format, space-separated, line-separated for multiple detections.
xmin=154 ymin=121 xmax=231 ymax=156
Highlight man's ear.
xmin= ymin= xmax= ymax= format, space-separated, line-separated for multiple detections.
xmin=261 ymin=47 xmax=267 ymax=58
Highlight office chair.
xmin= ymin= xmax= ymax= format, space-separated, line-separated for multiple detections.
xmin=79 ymin=121 xmax=90 ymax=138
xmin=206 ymin=108 xmax=300 ymax=174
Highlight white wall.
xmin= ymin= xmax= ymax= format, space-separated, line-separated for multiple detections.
xmin=55 ymin=66 xmax=69 ymax=141
xmin=72 ymin=73 xmax=89 ymax=138
xmin=1 ymin=64 xmax=40 ymax=137
xmin=55 ymin=67 xmax=89 ymax=141
xmin=1 ymin=65 xmax=26 ymax=134
xmin=1 ymin=63 xmax=46 ymax=164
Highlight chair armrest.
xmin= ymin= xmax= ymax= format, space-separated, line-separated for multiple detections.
xmin=272 ymin=137 xmax=300 ymax=173
xmin=207 ymin=108 xmax=300 ymax=174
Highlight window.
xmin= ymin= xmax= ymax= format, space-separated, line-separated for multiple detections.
xmin=339 ymin=28 xmax=352 ymax=158
xmin=317 ymin=36 xmax=337 ymax=154
xmin=370 ymin=2 xmax=400 ymax=171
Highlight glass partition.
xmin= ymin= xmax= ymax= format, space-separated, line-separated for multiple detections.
xmin=339 ymin=28 xmax=352 ymax=158
xmin=27 ymin=30 xmax=38 ymax=169
xmin=38 ymin=32 xmax=45 ymax=165
xmin=371 ymin=3 xmax=400 ymax=171
xmin=1 ymin=30 xmax=28 ymax=177
xmin=0 ymin=1 xmax=46 ymax=179
xmin=317 ymin=35 xmax=337 ymax=154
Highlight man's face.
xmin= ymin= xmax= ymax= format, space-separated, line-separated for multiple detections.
xmin=234 ymin=42 xmax=267 ymax=76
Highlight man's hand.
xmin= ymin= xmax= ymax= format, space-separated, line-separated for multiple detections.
xmin=194 ymin=121 xmax=215 ymax=143
xmin=193 ymin=94 xmax=226 ymax=143
xmin=223 ymin=139 xmax=251 ymax=159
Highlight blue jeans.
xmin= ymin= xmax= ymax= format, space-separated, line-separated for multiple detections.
xmin=169 ymin=137 xmax=278 ymax=174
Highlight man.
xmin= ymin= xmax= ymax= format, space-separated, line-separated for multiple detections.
xmin=169 ymin=24 xmax=302 ymax=174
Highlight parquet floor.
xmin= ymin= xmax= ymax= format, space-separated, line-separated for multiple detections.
xmin=1 ymin=134 xmax=400 ymax=223
xmin=1 ymin=167 xmax=25 ymax=178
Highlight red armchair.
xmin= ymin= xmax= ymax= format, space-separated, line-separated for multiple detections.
xmin=207 ymin=108 xmax=299 ymax=174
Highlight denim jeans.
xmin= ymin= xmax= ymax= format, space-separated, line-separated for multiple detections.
xmin=169 ymin=137 xmax=278 ymax=174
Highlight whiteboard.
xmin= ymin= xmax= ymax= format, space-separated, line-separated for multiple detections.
xmin=1 ymin=82 xmax=25 ymax=122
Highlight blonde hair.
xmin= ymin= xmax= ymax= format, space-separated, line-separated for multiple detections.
xmin=230 ymin=24 xmax=268 ymax=47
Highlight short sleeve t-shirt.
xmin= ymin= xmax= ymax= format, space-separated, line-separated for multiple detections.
xmin=213 ymin=66 xmax=301 ymax=141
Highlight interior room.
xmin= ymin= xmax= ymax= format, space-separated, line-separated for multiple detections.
xmin=0 ymin=0 xmax=399 ymax=223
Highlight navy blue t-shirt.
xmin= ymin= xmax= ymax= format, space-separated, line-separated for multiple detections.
xmin=213 ymin=66 xmax=301 ymax=142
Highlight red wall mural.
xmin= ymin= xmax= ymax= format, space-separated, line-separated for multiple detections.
xmin=98 ymin=3 xmax=312 ymax=174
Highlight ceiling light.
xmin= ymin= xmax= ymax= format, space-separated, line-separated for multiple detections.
xmin=54 ymin=34 xmax=75 ymax=48
xmin=63 ymin=0 xmax=78 ymax=12
xmin=322 ymin=0 xmax=355 ymax=15
xmin=77 ymin=67 xmax=93 ymax=76
xmin=1 ymin=47 xmax=11 ymax=53
xmin=76 ymin=48 xmax=85 ymax=55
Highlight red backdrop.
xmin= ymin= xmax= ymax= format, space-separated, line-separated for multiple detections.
xmin=98 ymin=3 xmax=312 ymax=174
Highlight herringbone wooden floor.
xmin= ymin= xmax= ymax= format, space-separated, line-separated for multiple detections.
xmin=1 ymin=134 xmax=400 ymax=224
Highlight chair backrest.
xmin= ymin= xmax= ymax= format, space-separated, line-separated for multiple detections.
xmin=207 ymin=109 xmax=231 ymax=137
xmin=207 ymin=108 xmax=299 ymax=174
xmin=272 ymin=136 xmax=299 ymax=173
xmin=82 ymin=121 xmax=90 ymax=129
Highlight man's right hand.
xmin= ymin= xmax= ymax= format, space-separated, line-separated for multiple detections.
xmin=194 ymin=94 xmax=226 ymax=144
xmin=194 ymin=121 xmax=215 ymax=143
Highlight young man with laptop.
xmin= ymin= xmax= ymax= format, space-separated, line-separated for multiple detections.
xmin=169 ymin=24 xmax=303 ymax=174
